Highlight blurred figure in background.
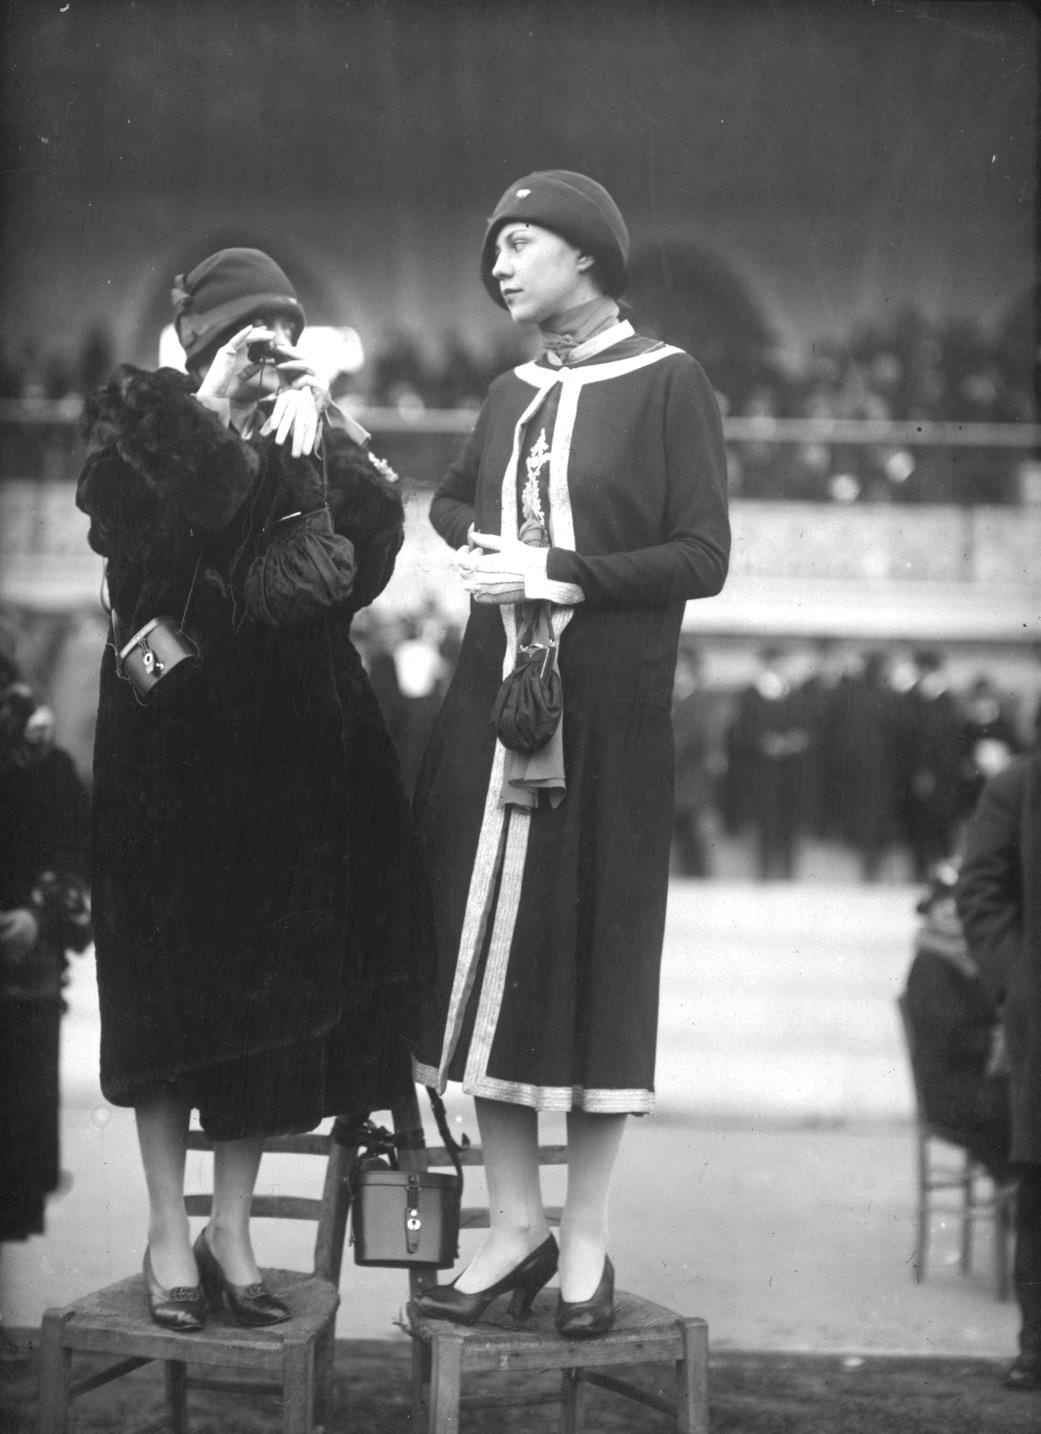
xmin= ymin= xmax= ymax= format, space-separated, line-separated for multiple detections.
xmin=832 ymin=649 xmax=904 ymax=881
xmin=903 ymin=862 xmax=1011 ymax=1182
xmin=392 ymin=608 xmax=451 ymax=798
xmin=671 ymin=645 xmax=715 ymax=877
xmin=0 ymin=643 xmax=91 ymax=1358
xmin=795 ymin=638 xmax=854 ymax=844
xmin=958 ymin=673 xmax=1022 ymax=820
xmin=958 ymin=750 xmax=1041 ymax=1392
xmin=724 ymin=646 xmax=808 ymax=880
xmin=897 ymin=649 xmax=963 ymax=880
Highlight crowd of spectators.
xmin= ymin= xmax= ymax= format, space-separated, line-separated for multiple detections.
xmin=1 ymin=301 xmax=1035 ymax=503
xmin=711 ymin=641 xmax=1031 ymax=882
xmin=349 ymin=610 xmax=1036 ymax=885
xmin=3 ymin=301 xmax=1036 ymax=489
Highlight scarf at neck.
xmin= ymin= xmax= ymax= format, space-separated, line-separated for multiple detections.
xmin=540 ymin=296 xmax=621 ymax=361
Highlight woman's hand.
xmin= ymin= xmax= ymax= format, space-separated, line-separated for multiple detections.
xmin=193 ymin=323 xmax=264 ymax=402
xmin=260 ymin=383 xmax=325 ymax=458
xmin=195 ymin=324 xmax=330 ymax=456
xmin=456 ymin=531 xmax=548 ymax=604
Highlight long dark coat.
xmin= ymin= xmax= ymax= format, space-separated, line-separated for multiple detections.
xmin=957 ymin=751 xmax=1041 ymax=1167
xmin=0 ymin=736 xmax=90 ymax=1240
xmin=413 ymin=331 xmax=729 ymax=1113
xmin=76 ymin=365 xmax=428 ymax=1139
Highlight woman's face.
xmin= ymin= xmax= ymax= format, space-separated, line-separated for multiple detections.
xmin=491 ymin=222 xmax=597 ymax=326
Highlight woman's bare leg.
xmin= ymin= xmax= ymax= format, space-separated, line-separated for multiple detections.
xmin=454 ymin=1096 xmax=552 ymax=1293
xmin=206 ymin=1136 xmax=266 ymax=1284
xmin=135 ymin=1089 xmax=196 ymax=1287
xmin=559 ymin=1111 xmax=627 ymax=1301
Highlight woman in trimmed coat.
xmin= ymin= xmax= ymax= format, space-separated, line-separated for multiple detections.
xmin=958 ymin=749 xmax=1041 ymax=1390
xmin=78 ymin=249 xmax=427 ymax=1332
xmin=413 ymin=171 xmax=730 ymax=1335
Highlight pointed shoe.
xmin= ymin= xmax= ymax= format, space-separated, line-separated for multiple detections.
xmin=554 ymin=1256 xmax=615 ymax=1339
xmin=413 ymin=1234 xmax=559 ymax=1325
xmin=143 ymin=1249 xmax=205 ymax=1332
xmin=193 ymin=1229 xmax=291 ymax=1327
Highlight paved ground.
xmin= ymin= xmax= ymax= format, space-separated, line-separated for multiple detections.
xmin=1 ymin=864 xmax=1020 ymax=1361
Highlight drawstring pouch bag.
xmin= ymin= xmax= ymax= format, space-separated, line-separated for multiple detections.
xmin=491 ymin=601 xmax=562 ymax=754
xmin=244 ymin=504 xmax=357 ymax=628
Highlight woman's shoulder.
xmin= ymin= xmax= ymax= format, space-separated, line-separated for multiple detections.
xmin=82 ymin=364 xmax=196 ymax=440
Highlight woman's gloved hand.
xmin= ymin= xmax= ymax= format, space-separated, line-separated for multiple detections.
xmin=195 ymin=324 xmax=330 ymax=457
xmin=455 ymin=532 xmax=549 ymax=604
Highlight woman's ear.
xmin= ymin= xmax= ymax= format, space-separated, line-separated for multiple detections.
xmin=576 ymin=253 xmax=594 ymax=272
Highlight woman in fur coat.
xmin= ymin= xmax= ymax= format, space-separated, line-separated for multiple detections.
xmin=412 ymin=172 xmax=730 ymax=1336
xmin=77 ymin=248 xmax=428 ymax=1331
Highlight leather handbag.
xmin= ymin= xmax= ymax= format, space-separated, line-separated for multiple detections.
xmin=349 ymin=1089 xmax=466 ymax=1270
xmin=491 ymin=602 xmax=562 ymax=754
xmin=118 ymin=616 xmax=200 ymax=701
xmin=110 ymin=553 xmax=202 ymax=705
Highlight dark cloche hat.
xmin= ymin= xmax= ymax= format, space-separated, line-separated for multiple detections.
xmin=172 ymin=247 xmax=305 ymax=366
xmin=480 ymin=170 xmax=630 ymax=307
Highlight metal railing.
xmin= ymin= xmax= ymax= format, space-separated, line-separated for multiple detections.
xmin=1 ymin=400 xmax=1039 ymax=503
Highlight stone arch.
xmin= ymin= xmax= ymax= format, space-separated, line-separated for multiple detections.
xmin=626 ymin=241 xmax=777 ymax=411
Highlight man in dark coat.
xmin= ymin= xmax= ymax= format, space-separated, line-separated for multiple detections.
xmin=958 ymin=750 xmax=1041 ymax=1391
xmin=904 ymin=864 xmax=1011 ymax=1181
xmin=0 ymin=667 xmax=91 ymax=1357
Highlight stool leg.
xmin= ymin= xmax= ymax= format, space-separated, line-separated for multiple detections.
xmin=313 ymin=1322 xmax=336 ymax=1429
xmin=36 ymin=1310 xmax=71 ymax=1434
xmin=913 ymin=1133 xmax=928 ymax=1282
xmin=676 ymin=1317 xmax=710 ymax=1434
xmin=428 ymin=1331 xmax=464 ymax=1434
xmin=960 ymin=1158 xmax=975 ymax=1275
xmin=561 ymin=1366 xmax=586 ymax=1434
xmin=165 ymin=1359 xmax=188 ymax=1434
xmin=280 ymin=1339 xmax=314 ymax=1434
xmin=411 ymin=1333 xmax=431 ymax=1428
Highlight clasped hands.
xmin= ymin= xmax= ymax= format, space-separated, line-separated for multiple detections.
xmin=195 ymin=324 xmax=329 ymax=457
xmin=455 ymin=530 xmax=548 ymax=604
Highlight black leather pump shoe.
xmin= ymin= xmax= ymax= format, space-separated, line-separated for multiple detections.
xmin=143 ymin=1249 xmax=205 ymax=1332
xmin=414 ymin=1234 xmax=559 ymax=1325
xmin=554 ymin=1255 xmax=615 ymax=1338
xmin=193 ymin=1229 xmax=291 ymax=1327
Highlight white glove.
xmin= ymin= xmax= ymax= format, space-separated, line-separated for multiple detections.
xmin=195 ymin=324 xmax=330 ymax=456
xmin=260 ymin=385 xmax=324 ymax=458
xmin=457 ymin=533 xmax=548 ymax=605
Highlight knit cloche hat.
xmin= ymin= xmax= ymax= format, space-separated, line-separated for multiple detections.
xmin=480 ymin=170 xmax=630 ymax=307
xmin=172 ymin=247 xmax=305 ymax=366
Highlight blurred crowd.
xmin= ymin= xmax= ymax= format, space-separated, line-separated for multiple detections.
xmin=2 ymin=303 xmax=1035 ymax=504
xmin=352 ymin=611 xmax=1036 ymax=885
xmin=725 ymin=308 xmax=1037 ymax=504
xmin=701 ymin=641 xmax=1031 ymax=883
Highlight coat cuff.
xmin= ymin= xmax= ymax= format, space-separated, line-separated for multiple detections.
xmin=533 ymin=547 xmax=584 ymax=604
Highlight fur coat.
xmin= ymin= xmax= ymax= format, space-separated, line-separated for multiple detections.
xmin=76 ymin=365 xmax=430 ymax=1134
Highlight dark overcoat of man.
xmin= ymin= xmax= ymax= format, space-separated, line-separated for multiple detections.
xmin=957 ymin=749 xmax=1041 ymax=1391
